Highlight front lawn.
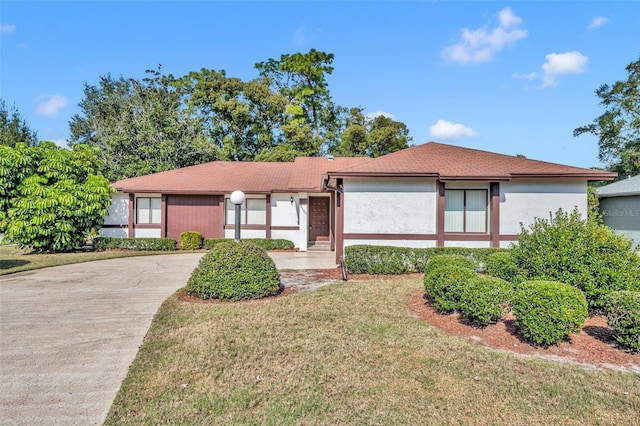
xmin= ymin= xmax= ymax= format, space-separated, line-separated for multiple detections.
xmin=105 ymin=278 xmax=639 ymax=425
xmin=0 ymin=244 xmax=181 ymax=275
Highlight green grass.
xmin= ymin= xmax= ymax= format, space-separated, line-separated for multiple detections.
xmin=105 ymin=278 xmax=640 ymax=425
xmin=0 ymin=244 xmax=182 ymax=275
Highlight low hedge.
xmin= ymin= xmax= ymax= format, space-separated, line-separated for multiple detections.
xmin=203 ymin=238 xmax=295 ymax=251
xmin=424 ymin=255 xmax=475 ymax=275
xmin=458 ymin=275 xmax=513 ymax=326
xmin=180 ymin=231 xmax=203 ymax=250
xmin=513 ymin=280 xmax=588 ymax=346
xmin=93 ymin=237 xmax=176 ymax=251
xmin=186 ymin=240 xmax=281 ymax=301
xmin=605 ymin=291 xmax=640 ymax=352
xmin=424 ymin=264 xmax=477 ymax=313
xmin=344 ymin=245 xmax=507 ymax=274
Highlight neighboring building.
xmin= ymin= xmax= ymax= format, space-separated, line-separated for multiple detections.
xmin=598 ymin=175 xmax=640 ymax=250
xmin=102 ymin=142 xmax=616 ymax=262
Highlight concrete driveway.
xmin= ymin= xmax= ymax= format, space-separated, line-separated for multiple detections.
xmin=0 ymin=250 xmax=336 ymax=425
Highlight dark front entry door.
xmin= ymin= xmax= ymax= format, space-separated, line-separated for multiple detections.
xmin=309 ymin=197 xmax=330 ymax=241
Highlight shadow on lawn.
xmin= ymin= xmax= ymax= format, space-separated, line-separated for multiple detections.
xmin=0 ymin=259 xmax=31 ymax=270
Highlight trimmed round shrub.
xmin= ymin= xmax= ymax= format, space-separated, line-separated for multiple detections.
xmin=424 ymin=255 xmax=475 ymax=275
xmin=186 ymin=241 xmax=280 ymax=301
xmin=512 ymin=208 xmax=640 ymax=312
xmin=605 ymin=291 xmax=640 ymax=353
xmin=180 ymin=231 xmax=203 ymax=250
xmin=484 ymin=251 xmax=520 ymax=284
xmin=458 ymin=275 xmax=513 ymax=326
xmin=513 ymin=280 xmax=588 ymax=346
xmin=424 ymin=265 xmax=477 ymax=313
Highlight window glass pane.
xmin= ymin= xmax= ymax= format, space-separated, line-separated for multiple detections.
xmin=150 ymin=198 xmax=161 ymax=224
xmin=444 ymin=190 xmax=464 ymax=232
xmin=137 ymin=198 xmax=150 ymax=224
xmin=247 ymin=199 xmax=266 ymax=225
xmin=466 ymin=190 xmax=487 ymax=232
xmin=226 ymin=198 xmax=247 ymax=225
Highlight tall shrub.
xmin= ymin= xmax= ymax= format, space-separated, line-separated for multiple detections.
xmin=512 ymin=208 xmax=640 ymax=311
xmin=0 ymin=142 xmax=113 ymax=252
xmin=180 ymin=231 xmax=203 ymax=250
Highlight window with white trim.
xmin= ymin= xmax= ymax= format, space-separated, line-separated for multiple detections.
xmin=225 ymin=197 xmax=266 ymax=225
xmin=444 ymin=189 xmax=487 ymax=232
xmin=136 ymin=197 xmax=161 ymax=224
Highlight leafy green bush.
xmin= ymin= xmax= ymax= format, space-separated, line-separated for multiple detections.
xmin=605 ymin=291 xmax=640 ymax=352
xmin=186 ymin=240 xmax=281 ymax=301
xmin=458 ymin=275 xmax=513 ymax=326
xmin=93 ymin=237 xmax=176 ymax=251
xmin=343 ymin=245 xmax=506 ymax=274
xmin=203 ymin=238 xmax=294 ymax=251
xmin=424 ymin=265 xmax=477 ymax=313
xmin=180 ymin=231 xmax=203 ymax=250
xmin=484 ymin=251 xmax=521 ymax=283
xmin=512 ymin=208 xmax=640 ymax=311
xmin=1 ymin=143 xmax=113 ymax=252
xmin=513 ymin=280 xmax=588 ymax=346
xmin=424 ymin=255 xmax=475 ymax=275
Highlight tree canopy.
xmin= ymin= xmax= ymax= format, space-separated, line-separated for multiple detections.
xmin=69 ymin=50 xmax=412 ymax=180
xmin=69 ymin=67 xmax=220 ymax=182
xmin=574 ymin=57 xmax=640 ymax=178
xmin=0 ymin=100 xmax=38 ymax=147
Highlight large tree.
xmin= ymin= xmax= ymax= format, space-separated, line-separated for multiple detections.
xmin=574 ymin=57 xmax=640 ymax=177
xmin=256 ymin=49 xmax=338 ymax=156
xmin=0 ymin=142 xmax=112 ymax=252
xmin=69 ymin=68 xmax=219 ymax=181
xmin=334 ymin=108 xmax=411 ymax=157
xmin=0 ymin=100 xmax=38 ymax=147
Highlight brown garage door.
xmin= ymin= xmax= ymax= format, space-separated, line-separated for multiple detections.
xmin=166 ymin=195 xmax=223 ymax=240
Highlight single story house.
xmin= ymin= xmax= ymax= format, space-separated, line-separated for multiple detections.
xmin=102 ymin=142 xmax=616 ymax=262
xmin=597 ymin=175 xmax=640 ymax=249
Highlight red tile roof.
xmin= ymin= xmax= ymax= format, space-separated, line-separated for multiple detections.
xmin=111 ymin=142 xmax=616 ymax=194
xmin=112 ymin=161 xmax=293 ymax=194
xmin=328 ymin=142 xmax=617 ymax=181
xmin=288 ymin=157 xmax=369 ymax=191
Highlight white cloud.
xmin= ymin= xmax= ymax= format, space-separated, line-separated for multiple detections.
xmin=512 ymin=72 xmax=537 ymax=80
xmin=441 ymin=7 xmax=528 ymax=64
xmin=1 ymin=23 xmax=16 ymax=34
xmin=588 ymin=16 xmax=609 ymax=30
xmin=35 ymin=95 xmax=69 ymax=118
xmin=293 ymin=27 xmax=307 ymax=46
xmin=542 ymin=51 xmax=588 ymax=87
xmin=366 ymin=110 xmax=394 ymax=120
xmin=428 ymin=119 xmax=477 ymax=141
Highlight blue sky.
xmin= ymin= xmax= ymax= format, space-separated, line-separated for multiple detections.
xmin=1 ymin=1 xmax=639 ymax=169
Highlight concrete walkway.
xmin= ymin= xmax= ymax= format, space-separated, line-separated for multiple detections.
xmin=0 ymin=250 xmax=336 ymax=425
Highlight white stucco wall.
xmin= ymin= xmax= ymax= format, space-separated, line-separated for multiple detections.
xmin=271 ymin=193 xmax=300 ymax=227
xmin=271 ymin=230 xmax=300 ymax=246
xmin=100 ymin=227 xmax=128 ymax=238
xmin=444 ymin=240 xmax=490 ymax=248
xmin=500 ymin=180 xmax=587 ymax=235
xmin=344 ymin=178 xmax=437 ymax=234
xmin=344 ymin=239 xmax=436 ymax=248
xmin=134 ymin=228 xmax=161 ymax=238
xmin=104 ymin=192 xmax=129 ymax=225
xmin=224 ymin=229 xmax=267 ymax=239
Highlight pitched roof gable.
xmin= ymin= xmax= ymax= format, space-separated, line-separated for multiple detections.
xmin=329 ymin=142 xmax=616 ymax=181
